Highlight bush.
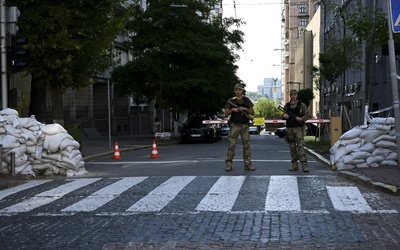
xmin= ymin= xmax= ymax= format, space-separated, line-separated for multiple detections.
xmin=65 ymin=122 xmax=83 ymax=150
xmin=304 ymin=136 xmax=331 ymax=153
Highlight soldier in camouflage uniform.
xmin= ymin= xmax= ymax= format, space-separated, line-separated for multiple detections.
xmin=224 ymin=84 xmax=255 ymax=171
xmin=283 ymin=89 xmax=310 ymax=172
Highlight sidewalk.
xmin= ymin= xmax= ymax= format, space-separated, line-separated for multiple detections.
xmin=0 ymin=135 xmax=399 ymax=195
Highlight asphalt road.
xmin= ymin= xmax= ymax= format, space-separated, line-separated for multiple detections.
xmin=83 ymin=134 xmax=332 ymax=177
xmin=1 ymin=134 xmax=399 ymax=249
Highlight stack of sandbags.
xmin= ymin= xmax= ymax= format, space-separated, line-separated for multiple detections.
xmin=330 ymin=116 xmax=397 ymax=170
xmin=0 ymin=108 xmax=87 ymax=177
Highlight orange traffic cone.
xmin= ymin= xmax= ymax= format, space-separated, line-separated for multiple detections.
xmin=150 ymin=140 xmax=159 ymax=158
xmin=112 ymin=142 xmax=122 ymax=160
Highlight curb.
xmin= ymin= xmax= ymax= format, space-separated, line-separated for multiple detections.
xmin=306 ymin=147 xmax=399 ymax=195
xmin=338 ymin=170 xmax=399 ymax=195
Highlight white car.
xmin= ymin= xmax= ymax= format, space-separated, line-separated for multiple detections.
xmin=249 ymin=126 xmax=259 ymax=134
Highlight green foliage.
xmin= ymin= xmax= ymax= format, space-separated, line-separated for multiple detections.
xmin=8 ymin=0 xmax=127 ymax=120
xmin=8 ymin=0 xmax=126 ymax=88
xmin=297 ymin=88 xmax=314 ymax=107
xmin=344 ymin=5 xmax=391 ymax=50
xmin=111 ymin=0 xmax=244 ymax=115
xmin=319 ymin=37 xmax=362 ymax=84
xmin=304 ymin=136 xmax=331 ymax=153
xmin=65 ymin=122 xmax=83 ymax=150
xmin=254 ymin=97 xmax=282 ymax=119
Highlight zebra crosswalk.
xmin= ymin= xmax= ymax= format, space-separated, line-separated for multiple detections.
xmin=0 ymin=176 xmax=398 ymax=216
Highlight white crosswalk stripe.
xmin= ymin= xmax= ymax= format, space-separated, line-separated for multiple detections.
xmin=326 ymin=186 xmax=373 ymax=213
xmin=0 ymin=178 xmax=101 ymax=213
xmin=265 ymin=176 xmax=301 ymax=212
xmin=0 ymin=180 xmax=52 ymax=200
xmin=196 ymin=176 xmax=246 ymax=212
xmin=0 ymin=176 xmax=397 ymax=216
xmin=126 ymin=176 xmax=196 ymax=212
xmin=62 ymin=177 xmax=148 ymax=212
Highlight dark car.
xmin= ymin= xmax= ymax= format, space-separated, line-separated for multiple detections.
xmin=181 ymin=115 xmax=222 ymax=143
xmin=275 ymin=125 xmax=314 ymax=138
xmin=275 ymin=127 xmax=286 ymax=138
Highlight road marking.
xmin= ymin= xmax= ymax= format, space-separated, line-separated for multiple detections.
xmin=0 ymin=180 xmax=52 ymax=200
xmin=85 ymin=159 xmax=317 ymax=164
xmin=0 ymin=178 xmax=101 ymax=213
xmin=0 ymin=176 xmax=397 ymax=216
xmin=327 ymin=186 xmax=373 ymax=212
xmin=62 ymin=177 xmax=148 ymax=212
xmin=126 ymin=176 xmax=196 ymax=212
xmin=196 ymin=176 xmax=246 ymax=212
xmin=265 ymin=176 xmax=301 ymax=211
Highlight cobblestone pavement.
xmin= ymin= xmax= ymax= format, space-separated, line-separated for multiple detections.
xmin=0 ymin=212 xmax=399 ymax=249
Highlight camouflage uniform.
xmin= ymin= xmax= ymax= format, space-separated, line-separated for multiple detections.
xmin=284 ymin=92 xmax=310 ymax=172
xmin=224 ymin=85 xmax=255 ymax=171
xmin=226 ymin=123 xmax=252 ymax=170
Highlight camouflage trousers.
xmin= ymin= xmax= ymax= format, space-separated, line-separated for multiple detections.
xmin=226 ymin=123 xmax=251 ymax=167
xmin=285 ymin=126 xmax=307 ymax=164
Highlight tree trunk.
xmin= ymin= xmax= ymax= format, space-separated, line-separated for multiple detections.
xmin=28 ymin=74 xmax=47 ymax=123
xmin=50 ymin=84 xmax=64 ymax=126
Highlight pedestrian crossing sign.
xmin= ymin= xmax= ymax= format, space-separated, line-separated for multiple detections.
xmin=390 ymin=0 xmax=400 ymax=33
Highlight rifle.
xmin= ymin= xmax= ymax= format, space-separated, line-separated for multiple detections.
xmin=228 ymin=100 xmax=254 ymax=120
xmin=277 ymin=104 xmax=303 ymax=124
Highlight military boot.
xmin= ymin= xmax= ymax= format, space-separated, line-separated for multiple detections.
xmin=225 ymin=161 xmax=233 ymax=171
xmin=289 ymin=162 xmax=299 ymax=171
xmin=302 ymin=163 xmax=309 ymax=172
xmin=245 ymin=165 xmax=255 ymax=171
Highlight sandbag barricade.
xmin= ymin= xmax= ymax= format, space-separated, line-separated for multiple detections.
xmin=330 ymin=116 xmax=397 ymax=170
xmin=0 ymin=108 xmax=87 ymax=177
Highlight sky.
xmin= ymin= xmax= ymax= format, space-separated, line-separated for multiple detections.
xmin=222 ymin=0 xmax=283 ymax=92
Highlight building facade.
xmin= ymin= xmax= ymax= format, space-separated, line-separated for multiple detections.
xmin=281 ymin=0 xmax=320 ymax=103
xmin=258 ymin=78 xmax=283 ymax=103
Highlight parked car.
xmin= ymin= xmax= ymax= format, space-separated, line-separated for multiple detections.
xmin=220 ymin=123 xmax=230 ymax=136
xmin=275 ymin=126 xmax=312 ymax=138
xmin=181 ymin=115 xmax=222 ymax=143
xmin=275 ymin=127 xmax=286 ymax=138
xmin=249 ymin=126 xmax=259 ymax=134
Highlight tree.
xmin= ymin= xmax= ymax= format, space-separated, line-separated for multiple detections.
xmin=298 ymin=88 xmax=314 ymax=107
xmin=8 ymin=0 xmax=127 ymax=123
xmin=253 ymin=97 xmax=281 ymax=119
xmin=111 ymin=0 xmax=244 ymax=117
xmin=345 ymin=5 xmax=399 ymax=103
xmin=317 ymin=36 xmax=362 ymax=114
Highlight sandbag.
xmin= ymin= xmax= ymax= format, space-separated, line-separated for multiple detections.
xmin=43 ymin=133 xmax=73 ymax=153
xmin=369 ymin=117 xmax=395 ymax=125
xmin=375 ymin=140 xmax=397 ymax=149
xmin=339 ymin=127 xmax=364 ymax=140
xmin=380 ymin=160 xmax=397 ymax=166
xmin=371 ymin=134 xmax=396 ymax=143
xmin=358 ymin=142 xmax=375 ymax=152
xmin=41 ymin=123 xmax=67 ymax=135
xmin=359 ymin=129 xmax=387 ymax=142
xmin=366 ymin=155 xmax=385 ymax=165
xmin=0 ymin=135 xmax=20 ymax=148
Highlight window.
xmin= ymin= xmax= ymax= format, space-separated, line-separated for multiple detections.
xmin=299 ymin=3 xmax=307 ymax=13
xmin=299 ymin=18 xmax=307 ymax=26
xmin=298 ymin=29 xmax=303 ymax=38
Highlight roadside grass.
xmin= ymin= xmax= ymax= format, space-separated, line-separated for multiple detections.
xmin=304 ymin=136 xmax=331 ymax=153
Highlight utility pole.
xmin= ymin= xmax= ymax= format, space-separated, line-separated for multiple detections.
xmin=386 ymin=0 xmax=400 ymax=168
xmin=0 ymin=0 xmax=6 ymax=109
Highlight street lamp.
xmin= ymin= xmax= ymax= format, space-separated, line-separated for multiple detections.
xmin=286 ymin=81 xmax=301 ymax=91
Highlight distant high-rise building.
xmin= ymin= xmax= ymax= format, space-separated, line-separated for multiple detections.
xmin=258 ymin=78 xmax=283 ymax=102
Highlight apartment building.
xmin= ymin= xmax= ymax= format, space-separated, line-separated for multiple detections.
xmin=281 ymin=0 xmax=320 ymax=105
